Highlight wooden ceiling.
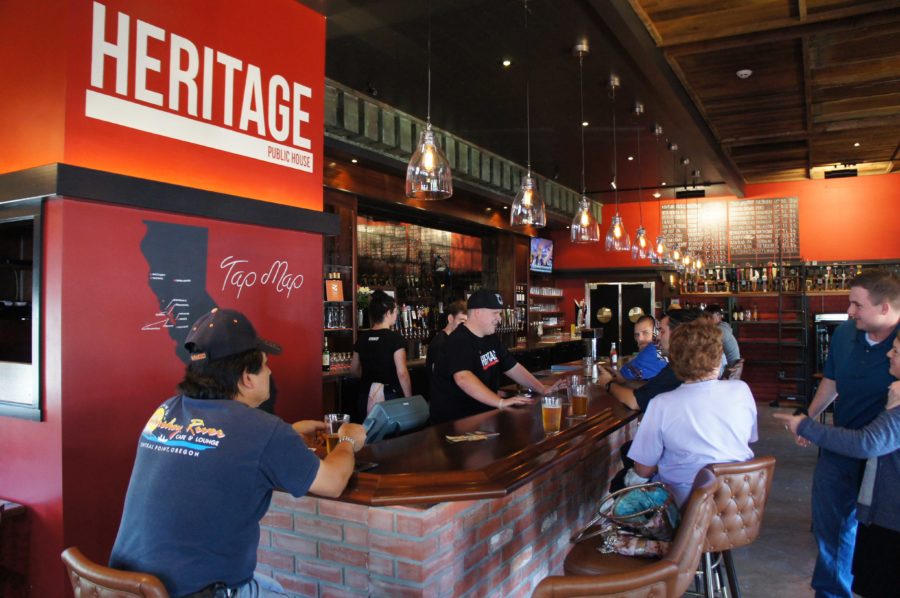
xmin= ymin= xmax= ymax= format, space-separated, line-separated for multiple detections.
xmin=629 ymin=0 xmax=900 ymax=183
xmin=306 ymin=0 xmax=900 ymax=199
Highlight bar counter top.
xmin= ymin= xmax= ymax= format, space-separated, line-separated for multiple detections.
xmin=338 ymin=382 xmax=636 ymax=506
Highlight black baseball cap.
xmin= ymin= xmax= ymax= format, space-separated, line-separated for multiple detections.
xmin=467 ymin=289 xmax=504 ymax=310
xmin=184 ymin=308 xmax=282 ymax=362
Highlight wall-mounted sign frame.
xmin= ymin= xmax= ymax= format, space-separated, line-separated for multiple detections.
xmin=0 ymin=198 xmax=42 ymax=420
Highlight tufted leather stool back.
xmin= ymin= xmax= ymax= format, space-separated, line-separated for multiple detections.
xmin=703 ymin=456 xmax=775 ymax=553
xmin=532 ymin=469 xmax=719 ymax=598
xmin=61 ymin=547 xmax=169 ymax=598
xmin=697 ymin=456 xmax=776 ymax=597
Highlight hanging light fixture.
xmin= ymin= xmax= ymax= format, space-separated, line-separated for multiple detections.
xmin=667 ymin=141 xmax=684 ymax=268
xmin=651 ymin=124 xmax=668 ymax=263
xmin=631 ymin=104 xmax=650 ymax=260
xmin=570 ymin=42 xmax=600 ymax=243
xmin=679 ymin=158 xmax=696 ymax=273
xmin=510 ymin=0 xmax=546 ymax=227
xmin=605 ymin=74 xmax=630 ymax=251
xmin=680 ymin=190 xmax=695 ymax=274
xmin=693 ymin=179 xmax=705 ymax=272
xmin=405 ymin=0 xmax=453 ymax=200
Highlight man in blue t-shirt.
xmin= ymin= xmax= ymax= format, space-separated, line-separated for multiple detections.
xmin=110 ymin=308 xmax=366 ymax=598
xmin=598 ymin=308 xmax=704 ymax=411
xmin=618 ymin=314 xmax=667 ymax=382
xmin=800 ymin=270 xmax=900 ymax=598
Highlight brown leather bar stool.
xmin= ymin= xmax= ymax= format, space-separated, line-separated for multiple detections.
xmin=61 ymin=547 xmax=169 ymax=598
xmin=698 ymin=456 xmax=776 ymax=598
xmin=532 ymin=468 xmax=719 ymax=598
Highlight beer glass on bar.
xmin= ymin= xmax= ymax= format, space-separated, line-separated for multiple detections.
xmin=541 ymin=396 xmax=562 ymax=435
xmin=568 ymin=383 xmax=589 ymax=418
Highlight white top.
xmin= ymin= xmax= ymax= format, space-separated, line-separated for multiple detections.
xmin=628 ymin=379 xmax=758 ymax=505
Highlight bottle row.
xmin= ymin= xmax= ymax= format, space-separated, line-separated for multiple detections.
xmin=529 ymin=286 xmax=564 ymax=297
xmin=680 ymin=300 xmax=760 ymax=322
xmin=677 ymin=263 xmax=872 ymax=294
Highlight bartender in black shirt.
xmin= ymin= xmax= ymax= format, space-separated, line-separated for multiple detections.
xmin=430 ymin=290 xmax=560 ymax=423
xmin=351 ymin=291 xmax=412 ymax=418
xmin=426 ymin=300 xmax=468 ymax=374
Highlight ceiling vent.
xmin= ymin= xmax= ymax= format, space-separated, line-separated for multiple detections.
xmin=824 ymin=168 xmax=858 ymax=179
xmin=675 ymin=189 xmax=705 ymax=198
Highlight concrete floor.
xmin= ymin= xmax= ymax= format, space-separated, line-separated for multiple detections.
xmin=725 ymin=403 xmax=820 ymax=598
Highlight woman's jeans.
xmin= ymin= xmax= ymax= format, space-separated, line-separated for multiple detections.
xmin=810 ymin=450 xmax=864 ymax=598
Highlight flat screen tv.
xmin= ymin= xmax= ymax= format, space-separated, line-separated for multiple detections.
xmin=529 ymin=237 xmax=553 ymax=274
xmin=363 ymin=395 xmax=429 ymax=443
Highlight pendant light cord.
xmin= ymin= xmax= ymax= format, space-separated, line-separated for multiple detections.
xmin=426 ymin=0 xmax=432 ymax=125
xmin=579 ymin=54 xmax=586 ymax=196
xmin=524 ymin=0 xmax=532 ymax=174
xmin=637 ymin=126 xmax=643 ymax=224
xmin=611 ymin=83 xmax=618 ymax=210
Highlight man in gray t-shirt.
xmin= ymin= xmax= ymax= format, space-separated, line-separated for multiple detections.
xmin=705 ymin=304 xmax=741 ymax=364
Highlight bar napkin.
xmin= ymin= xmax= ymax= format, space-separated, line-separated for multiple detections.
xmin=445 ymin=431 xmax=500 ymax=443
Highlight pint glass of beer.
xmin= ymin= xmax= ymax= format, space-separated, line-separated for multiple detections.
xmin=541 ymin=396 xmax=562 ymax=435
xmin=568 ymin=384 xmax=589 ymax=418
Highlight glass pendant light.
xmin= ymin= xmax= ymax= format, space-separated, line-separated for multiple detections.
xmin=650 ymin=125 xmax=668 ymax=263
xmin=631 ymin=110 xmax=650 ymax=260
xmin=605 ymin=74 xmax=630 ymax=252
xmin=405 ymin=1 xmax=453 ymax=200
xmin=680 ymin=197 xmax=694 ymax=273
xmin=693 ymin=192 xmax=705 ymax=272
xmin=570 ymin=43 xmax=600 ymax=243
xmin=672 ymin=244 xmax=684 ymax=271
xmin=510 ymin=0 xmax=546 ymax=227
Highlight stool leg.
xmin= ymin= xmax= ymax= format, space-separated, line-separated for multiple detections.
xmin=703 ymin=552 xmax=716 ymax=597
xmin=722 ymin=550 xmax=741 ymax=598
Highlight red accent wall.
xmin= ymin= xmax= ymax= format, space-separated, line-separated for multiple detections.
xmin=554 ymin=173 xmax=900 ymax=270
xmin=0 ymin=198 xmax=325 ymax=595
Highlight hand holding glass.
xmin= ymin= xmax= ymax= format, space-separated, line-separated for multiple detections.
xmin=324 ymin=413 xmax=350 ymax=453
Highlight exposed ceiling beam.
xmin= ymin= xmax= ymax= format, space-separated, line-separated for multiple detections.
xmin=585 ymin=0 xmax=746 ymax=197
xmin=662 ymin=5 xmax=900 ymax=56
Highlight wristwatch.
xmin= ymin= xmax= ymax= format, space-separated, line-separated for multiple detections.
xmin=605 ymin=380 xmax=614 ymax=393
xmin=338 ymin=436 xmax=357 ymax=450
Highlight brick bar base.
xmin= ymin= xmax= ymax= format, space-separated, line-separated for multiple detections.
xmin=257 ymin=422 xmax=634 ymax=597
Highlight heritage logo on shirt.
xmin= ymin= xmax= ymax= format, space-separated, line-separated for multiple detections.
xmin=480 ymin=350 xmax=499 ymax=371
xmin=138 ymin=406 xmax=226 ymax=458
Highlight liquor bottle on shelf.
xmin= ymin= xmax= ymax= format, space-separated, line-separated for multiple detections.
xmin=322 ymin=338 xmax=331 ymax=372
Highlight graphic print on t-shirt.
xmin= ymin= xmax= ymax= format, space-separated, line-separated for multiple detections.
xmin=480 ymin=350 xmax=499 ymax=371
xmin=140 ymin=405 xmax=226 ymax=457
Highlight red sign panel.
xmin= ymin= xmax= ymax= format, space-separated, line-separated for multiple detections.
xmin=53 ymin=0 xmax=324 ymax=208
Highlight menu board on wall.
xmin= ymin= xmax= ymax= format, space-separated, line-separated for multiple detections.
xmin=728 ymin=197 xmax=799 ymax=263
xmin=661 ymin=197 xmax=799 ymax=264
xmin=661 ymin=201 xmax=729 ymax=265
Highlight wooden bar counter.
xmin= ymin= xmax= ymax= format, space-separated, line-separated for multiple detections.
xmin=257 ymin=384 xmax=638 ymax=597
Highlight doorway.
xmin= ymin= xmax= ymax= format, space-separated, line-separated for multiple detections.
xmin=586 ymin=282 xmax=654 ymax=356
